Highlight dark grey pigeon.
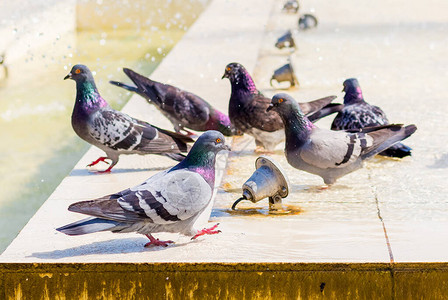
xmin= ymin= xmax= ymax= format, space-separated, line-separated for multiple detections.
xmin=57 ymin=130 xmax=230 ymax=247
xmin=331 ymin=78 xmax=414 ymax=158
xmin=268 ymin=93 xmax=417 ymax=185
xmin=110 ymin=68 xmax=237 ymax=137
xmin=65 ymin=64 xmax=194 ymax=172
xmin=222 ymin=62 xmax=341 ymax=151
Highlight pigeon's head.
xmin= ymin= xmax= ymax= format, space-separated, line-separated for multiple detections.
xmin=342 ymin=78 xmax=360 ymax=92
xmin=64 ymin=64 xmax=94 ymax=82
xmin=222 ymin=62 xmax=247 ymax=82
xmin=193 ymin=130 xmax=231 ymax=154
xmin=342 ymin=78 xmax=363 ymax=104
xmin=267 ymin=93 xmax=302 ymax=115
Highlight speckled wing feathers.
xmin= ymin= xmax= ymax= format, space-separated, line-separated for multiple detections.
xmin=332 ymin=102 xmax=389 ymax=130
xmin=88 ymin=108 xmax=149 ymax=151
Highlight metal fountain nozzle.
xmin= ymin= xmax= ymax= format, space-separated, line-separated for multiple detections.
xmin=298 ymin=14 xmax=318 ymax=30
xmin=275 ymin=30 xmax=296 ymax=50
xmin=282 ymin=0 xmax=299 ymax=13
xmin=270 ymin=58 xmax=299 ymax=89
xmin=232 ymin=156 xmax=290 ymax=211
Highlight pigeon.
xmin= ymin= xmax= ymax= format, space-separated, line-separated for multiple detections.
xmin=268 ymin=93 xmax=417 ymax=185
xmin=56 ymin=130 xmax=230 ymax=247
xmin=331 ymin=78 xmax=414 ymax=158
xmin=222 ymin=62 xmax=342 ymax=151
xmin=110 ymin=68 xmax=237 ymax=137
xmin=65 ymin=64 xmax=194 ymax=173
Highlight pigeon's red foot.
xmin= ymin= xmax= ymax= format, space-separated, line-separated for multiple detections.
xmin=98 ymin=165 xmax=114 ymax=173
xmin=191 ymin=223 xmax=221 ymax=240
xmin=87 ymin=157 xmax=110 ymax=167
xmin=182 ymin=129 xmax=198 ymax=138
xmin=144 ymin=234 xmax=174 ymax=247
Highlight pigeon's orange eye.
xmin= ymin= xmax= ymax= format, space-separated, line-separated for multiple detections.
xmin=216 ymin=138 xmax=222 ymax=143
xmin=278 ymin=98 xmax=284 ymax=103
xmin=226 ymin=67 xmax=231 ymax=71
xmin=74 ymin=69 xmax=81 ymax=74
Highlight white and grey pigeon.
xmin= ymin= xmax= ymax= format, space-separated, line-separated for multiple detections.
xmin=65 ymin=64 xmax=194 ymax=172
xmin=57 ymin=130 xmax=230 ymax=247
xmin=267 ymin=93 xmax=417 ymax=185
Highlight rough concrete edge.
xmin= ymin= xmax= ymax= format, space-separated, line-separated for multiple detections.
xmin=4 ymin=262 xmax=448 ymax=273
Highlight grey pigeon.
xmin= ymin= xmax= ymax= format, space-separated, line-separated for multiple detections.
xmin=331 ymin=78 xmax=414 ymax=158
xmin=65 ymin=64 xmax=194 ymax=172
xmin=222 ymin=62 xmax=342 ymax=151
xmin=110 ymin=68 xmax=237 ymax=137
xmin=268 ymin=93 xmax=417 ymax=185
xmin=56 ymin=130 xmax=230 ymax=247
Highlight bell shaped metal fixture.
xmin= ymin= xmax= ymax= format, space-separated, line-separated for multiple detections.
xmin=298 ymin=14 xmax=318 ymax=30
xmin=275 ymin=30 xmax=296 ymax=50
xmin=282 ymin=0 xmax=299 ymax=13
xmin=270 ymin=59 xmax=299 ymax=88
xmin=232 ymin=156 xmax=290 ymax=211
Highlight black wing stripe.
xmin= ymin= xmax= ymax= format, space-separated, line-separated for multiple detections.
xmin=139 ymin=190 xmax=180 ymax=222
xmin=335 ymin=134 xmax=355 ymax=166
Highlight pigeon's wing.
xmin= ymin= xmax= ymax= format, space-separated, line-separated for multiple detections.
xmin=87 ymin=108 xmax=156 ymax=151
xmin=88 ymin=108 xmax=191 ymax=153
xmin=299 ymin=95 xmax=337 ymax=115
xmin=299 ymin=129 xmax=372 ymax=168
xmin=69 ymin=169 xmax=212 ymax=224
xmin=331 ymin=103 xmax=388 ymax=130
xmin=243 ymin=93 xmax=284 ymax=132
xmin=371 ymin=105 xmax=389 ymax=124
xmin=170 ymin=91 xmax=210 ymax=127
xmin=121 ymin=68 xmax=211 ymax=129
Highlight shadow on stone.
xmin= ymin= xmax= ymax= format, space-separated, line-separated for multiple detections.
xmin=30 ymin=237 xmax=190 ymax=259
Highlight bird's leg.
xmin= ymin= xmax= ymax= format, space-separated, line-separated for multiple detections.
xmin=191 ymin=223 xmax=221 ymax=240
xmin=181 ymin=128 xmax=198 ymax=138
xmin=87 ymin=157 xmax=110 ymax=167
xmin=144 ymin=234 xmax=174 ymax=247
xmin=97 ymin=161 xmax=118 ymax=173
xmin=254 ymin=140 xmax=274 ymax=154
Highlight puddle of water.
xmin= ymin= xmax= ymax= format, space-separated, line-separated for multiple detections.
xmin=0 ymin=0 xmax=208 ymax=253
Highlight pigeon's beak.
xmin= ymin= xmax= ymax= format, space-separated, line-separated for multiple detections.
xmin=64 ymin=73 xmax=72 ymax=80
xmin=223 ymin=144 xmax=231 ymax=151
xmin=266 ymin=103 xmax=274 ymax=112
xmin=222 ymin=72 xmax=229 ymax=79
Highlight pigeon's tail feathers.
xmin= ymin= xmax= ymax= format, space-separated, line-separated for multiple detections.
xmin=122 ymin=68 xmax=164 ymax=106
xmin=362 ymin=124 xmax=417 ymax=159
xmin=163 ymin=152 xmax=186 ymax=162
xmin=308 ymin=103 xmax=344 ymax=122
xmin=109 ymin=80 xmax=139 ymax=93
xmin=154 ymin=126 xmax=196 ymax=144
xmin=301 ymin=95 xmax=338 ymax=115
xmin=379 ymin=142 xmax=412 ymax=158
xmin=56 ymin=217 xmax=119 ymax=236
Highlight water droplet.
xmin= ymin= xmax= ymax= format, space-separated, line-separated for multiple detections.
xmin=99 ymin=39 xmax=106 ymax=46
xmin=157 ymin=47 xmax=163 ymax=54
